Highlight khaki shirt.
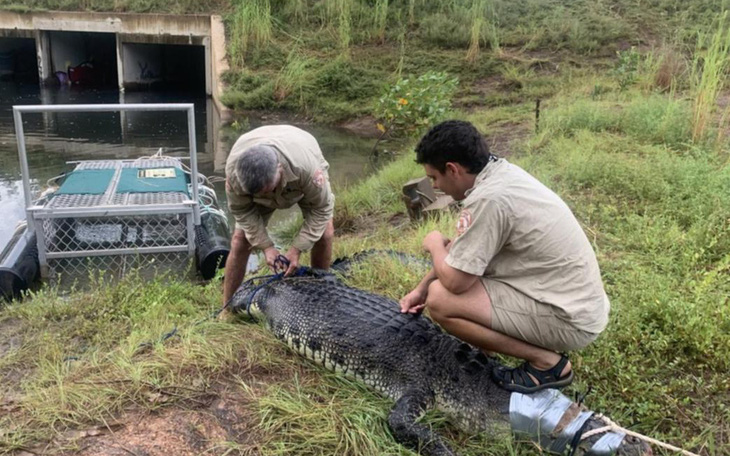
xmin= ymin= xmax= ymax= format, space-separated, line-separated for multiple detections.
xmin=445 ymin=158 xmax=609 ymax=333
xmin=225 ymin=125 xmax=335 ymax=252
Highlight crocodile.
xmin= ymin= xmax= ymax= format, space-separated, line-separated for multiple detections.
xmin=229 ymin=268 xmax=652 ymax=456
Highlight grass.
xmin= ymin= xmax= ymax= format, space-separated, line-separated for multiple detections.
xmin=227 ymin=0 xmax=273 ymax=68
xmin=336 ymin=0 xmax=353 ymax=57
xmin=465 ymin=0 xmax=485 ymax=64
xmin=372 ymin=0 xmax=389 ymax=44
xmin=0 ymin=0 xmax=232 ymax=13
xmin=691 ymin=11 xmax=730 ymax=142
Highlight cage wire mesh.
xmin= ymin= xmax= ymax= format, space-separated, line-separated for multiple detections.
xmin=47 ymin=252 xmax=194 ymax=289
xmin=40 ymin=213 xmax=195 ymax=288
xmin=41 ymin=214 xmax=189 ymax=253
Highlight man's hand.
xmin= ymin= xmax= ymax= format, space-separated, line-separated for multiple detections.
xmin=284 ymin=247 xmax=301 ymax=276
xmin=423 ymin=231 xmax=450 ymax=253
xmin=264 ymin=246 xmax=282 ymax=273
xmin=400 ymin=287 xmax=427 ymax=314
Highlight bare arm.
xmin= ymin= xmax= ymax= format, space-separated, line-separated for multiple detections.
xmin=424 ymin=231 xmax=479 ymax=295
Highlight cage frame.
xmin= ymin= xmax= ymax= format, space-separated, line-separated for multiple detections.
xmin=13 ymin=103 xmax=201 ymax=280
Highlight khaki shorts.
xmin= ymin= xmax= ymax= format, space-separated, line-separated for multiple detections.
xmin=482 ymin=278 xmax=599 ymax=352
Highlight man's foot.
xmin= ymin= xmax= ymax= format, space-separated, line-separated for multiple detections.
xmin=217 ymin=307 xmax=236 ymax=322
xmin=491 ymin=354 xmax=573 ymax=393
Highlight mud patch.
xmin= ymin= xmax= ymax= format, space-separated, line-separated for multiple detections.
xmin=72 ymin=390 xmax=258 ymax=456
xmin=487 ymin=121 xmax=532 ymax=158
xmin=340 ymin=115 xmax=382 ymax=138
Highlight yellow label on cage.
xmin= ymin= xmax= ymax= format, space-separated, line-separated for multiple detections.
xmin=138 ymin=168 xmax=176 ymax=179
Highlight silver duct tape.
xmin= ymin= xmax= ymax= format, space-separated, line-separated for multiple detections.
xmin=510 ymin=390 xmax=597 ymax=454
xmin=589 ymin=431 xmax=627 ymax=455
xmin=510 ymin=389 xmax=573 ymax=446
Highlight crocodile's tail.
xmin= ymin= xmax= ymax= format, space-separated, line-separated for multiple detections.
xmin=510 ymin=389 xmax=652 ymax=456
xmin=578 ymin=418 xmax=653 ymax=456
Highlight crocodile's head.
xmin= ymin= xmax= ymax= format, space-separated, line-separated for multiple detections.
xmin=227 ymin=277 xmax=274 ymax=319
xmin=228 ymin=268 xmax=334 ymax=318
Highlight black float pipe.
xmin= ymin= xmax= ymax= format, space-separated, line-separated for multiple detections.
xmin=0 ymin=224 xmax=40 ymax=302
xmin=195 ymin=210 xmax=230 ymax=280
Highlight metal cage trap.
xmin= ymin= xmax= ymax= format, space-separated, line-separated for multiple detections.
xmin=9 ymin=103 xmax=228 ymax=291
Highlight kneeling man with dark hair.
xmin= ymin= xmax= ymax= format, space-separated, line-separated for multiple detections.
xmin=400 ymin=120 xmax=609 ymax=393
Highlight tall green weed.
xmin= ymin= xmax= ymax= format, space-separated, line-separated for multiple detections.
xmin=228 ymin=0 xmax=273 ymax=68
xmin=691 ymin=11 xmax=730 ymax=142
xmin=274 ymin=49 xmax=315 ymax=109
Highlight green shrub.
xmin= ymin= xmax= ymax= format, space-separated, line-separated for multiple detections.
xmin=375 ymin=71 xmax=459 ymax=137
xmin=613 ymin=46 xmax=641 ymax=90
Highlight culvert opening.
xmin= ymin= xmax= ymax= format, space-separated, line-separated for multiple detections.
xmin=122 ymin=42 xmax=206 ymax=94
xmin=0 ymin=37 xmax=39 ymax=83
xmin=48 ymin=31 xmax=117 ymax=87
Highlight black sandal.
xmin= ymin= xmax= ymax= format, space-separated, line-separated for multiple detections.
xmin=491 ymin=354 xmax=573 ymax=393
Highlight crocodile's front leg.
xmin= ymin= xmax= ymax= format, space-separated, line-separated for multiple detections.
xmin=388 ymin=391 xmax=457 ymax=456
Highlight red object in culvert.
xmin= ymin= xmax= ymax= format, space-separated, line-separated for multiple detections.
xmin=67 ymin=62 xmax=96 ymax=85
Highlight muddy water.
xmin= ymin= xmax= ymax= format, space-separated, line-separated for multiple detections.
xmin=0 ymin=82 xmax=382 ymax=273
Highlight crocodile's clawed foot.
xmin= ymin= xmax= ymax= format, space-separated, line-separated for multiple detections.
xmin=388 ymin=392 xmax=458 ymax=456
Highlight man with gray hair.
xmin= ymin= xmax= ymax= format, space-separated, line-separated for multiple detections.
xmin=220 ymin=125 xmax=335 ymax=318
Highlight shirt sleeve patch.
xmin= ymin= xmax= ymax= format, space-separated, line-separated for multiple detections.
xmin=456 ymin=209 xmax=472 ymax=236
xmin=312 ymin=168 xmax=326 ymax=188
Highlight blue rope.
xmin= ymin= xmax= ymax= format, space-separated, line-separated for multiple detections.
xmin=136 ymin=325 xmax=179 ymax=352
xmin=243 ymin=272 xmax=284 ymax=320
xmin=241 ymin=266 xmax=309 ymax=319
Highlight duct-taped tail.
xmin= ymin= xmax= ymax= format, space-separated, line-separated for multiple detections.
xmin=510 ymin=389 xmax=652 ymax=455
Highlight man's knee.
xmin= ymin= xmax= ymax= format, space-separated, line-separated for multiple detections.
xmin=322 ymin=220 xmax=335 ymax=242
xmin=425 ymin=280 xmax=449 ymax=319
xmin=316 ymin=220 xmax=335 ymax=245
xmin=231 ymin=230 xmax=252 ymax=253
